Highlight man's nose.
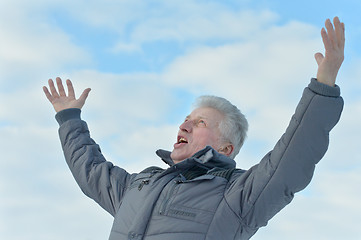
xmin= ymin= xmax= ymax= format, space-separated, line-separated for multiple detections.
xmin=179 ymin=120 xmax=192 ymax=133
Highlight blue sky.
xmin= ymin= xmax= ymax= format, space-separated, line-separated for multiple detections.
xmin=1 ymin=0 xmax=361 ymax=239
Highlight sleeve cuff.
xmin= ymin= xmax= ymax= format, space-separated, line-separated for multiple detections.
xmin=55 ymin=108 xmax=81 ymax=125
xmin=308 ymin=78 xmax=341 ymax=97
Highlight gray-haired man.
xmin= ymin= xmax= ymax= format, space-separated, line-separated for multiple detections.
xmin=43 ymin=17 xmax=345 ymax=240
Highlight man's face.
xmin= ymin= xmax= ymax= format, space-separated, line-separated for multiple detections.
xmin=170 ymin=107 xmax=224 ymax=164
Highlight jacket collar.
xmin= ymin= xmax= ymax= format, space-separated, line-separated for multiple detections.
xmin=156 ymin=146 xmax=236 ymax=170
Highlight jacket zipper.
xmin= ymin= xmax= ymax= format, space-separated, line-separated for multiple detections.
xmin=138 ymin=179 xmax=150 ymax=191
xmin=159 ymin=179 xmax=182 ymax=215
xmin=130 ymin=170 xmax=160 ymax=191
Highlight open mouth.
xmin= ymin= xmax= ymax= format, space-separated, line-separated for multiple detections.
xmin=178 ymin=136 xmax=188 ymax=144
xmin=174 ymin=135 xmax=188 ymax=149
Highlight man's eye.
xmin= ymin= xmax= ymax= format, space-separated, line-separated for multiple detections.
xmin=198 ymin=119 xmax=206 ymax=125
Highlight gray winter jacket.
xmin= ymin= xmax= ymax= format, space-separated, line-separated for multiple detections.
xmin=55 ymin=79 xmax=343 ymax=240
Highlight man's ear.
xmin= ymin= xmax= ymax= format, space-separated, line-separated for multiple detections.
xmin=218 ymin=144 xmax=234 ymax=157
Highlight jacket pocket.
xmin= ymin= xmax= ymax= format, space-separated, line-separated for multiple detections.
xmin=167 ymin=204 xmax=214 ymax=225
xmin=159 ymin=175 xmax=219 ymax=225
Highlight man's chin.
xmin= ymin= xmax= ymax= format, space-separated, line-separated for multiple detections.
xmin=170 ymin=150 xmax=188 ymax=164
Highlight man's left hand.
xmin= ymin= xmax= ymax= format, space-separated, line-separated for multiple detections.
xmin=314 ymin=17 xmax=345 ymax=87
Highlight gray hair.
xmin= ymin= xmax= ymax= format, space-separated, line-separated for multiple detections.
xmin=193 ymin=95 xmax=248 ymax=159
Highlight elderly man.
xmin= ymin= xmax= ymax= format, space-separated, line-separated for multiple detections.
xmin=43 ymin=17 xmax=345 ymax=240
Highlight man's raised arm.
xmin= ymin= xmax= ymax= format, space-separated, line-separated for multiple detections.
xmin=43 ymin=77 xmax=132 ymax=217
xmin=224 ymin=17 xmax=345 ymax=234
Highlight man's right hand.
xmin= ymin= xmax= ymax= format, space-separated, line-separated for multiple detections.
xmin=43 ymin=77 xmax=91 ymax=113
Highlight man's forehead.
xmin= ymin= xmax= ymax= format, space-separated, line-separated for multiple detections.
xmin=187 ymin=107 xmax=222 ymax=119
xmin=185 ymin=114 xmax=208 ymax=120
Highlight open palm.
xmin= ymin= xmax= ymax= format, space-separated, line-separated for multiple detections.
xmin=43 ymin=77 xmax=91 ymax=113
xmin=314 ymin=17 xmax=345 ymax=87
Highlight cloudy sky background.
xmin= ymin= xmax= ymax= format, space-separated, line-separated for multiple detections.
xmin=1 ymin=0 xmax=360 ymax=239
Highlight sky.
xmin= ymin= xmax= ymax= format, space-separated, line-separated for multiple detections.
xmin=0 ymin=0 xmax=361 ymax=239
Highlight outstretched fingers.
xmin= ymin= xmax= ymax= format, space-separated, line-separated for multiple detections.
xmin=66 ymin=79 xmax=76 ymax=98
xmin=48 ymin=78 xmax=59 ymax=98
xmin=325 ymin=18 xmax=336 ymax=49
xmin=333 ymin=17 xmax=345 ymax=50
xmin=43 ymin=77 xmax=91 ymax=112
xmin=320 ymin=27 xmax=330 ymax=53
xmin=56 ymin=77 xmax=66 ymax=97
xmin=323 ymin=17 xmax=345 ymax=52
xmin=43 ymin=85 xmax=53 ymax=102
xmin=43 ymin=77 xmax=74 ymax=103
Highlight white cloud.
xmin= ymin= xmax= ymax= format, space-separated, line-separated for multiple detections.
xmin=58 ymin=0 xmax=146 ymax=32
xmin=50 ymin=1 xmax=279 ymax=53
xmin=52 ymin=1 xmax=278 ymax=41
xmin=0 ymin=0 xmax=90 ymax=82
xmin=107 ymin=124 xmax=178 ymax=172
xmin=0 ymin=121 xmax=114 ymax=240
xmin=162 ymin=20 xmax=319 ymax=96
xmin=67 ymin=70 xmax=180 ymax=125
xmin=129 ymin=8 xmax=278 ymax=43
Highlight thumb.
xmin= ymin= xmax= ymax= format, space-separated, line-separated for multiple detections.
xmin=314 ymin=52 xmax=324 ymax=66
xmin=79 ymin=88 xmax=91 ymax=103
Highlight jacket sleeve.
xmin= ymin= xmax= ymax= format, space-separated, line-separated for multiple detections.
xmin=56 ymin=108 xmax=134 ymax=217
xmin=225 ymin=78 xmax=344 ymax=229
